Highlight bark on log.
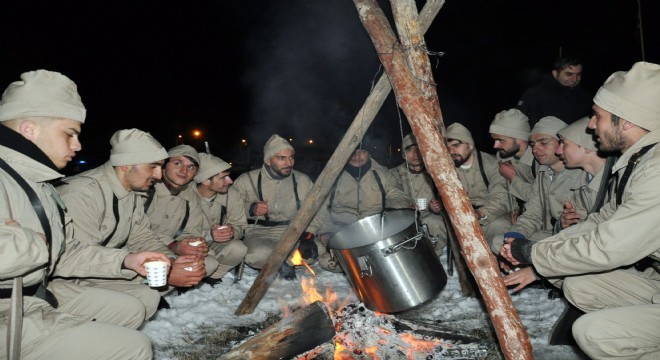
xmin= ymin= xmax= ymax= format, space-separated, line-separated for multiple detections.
xmin=353 ymin=1 xmax=533 ymax=359
xmin=220 ymin=301 xmax=335 ymax=360
xmin=234 ymin=0 xmax=446 ymax=316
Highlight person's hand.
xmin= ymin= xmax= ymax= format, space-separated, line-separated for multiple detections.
xmin=171 ymin=238 xmax=209 ymax=257
xmin=251 ymin=201 xmax=269 ymax=216
xmin=560 ymin=200 xmax=580 ymax=229
xmin=503 ymin=266 xmax=538 ymax=292
xmin=498 ymin=161 xmax=517 ymax=182
xmin=210 ymin=224 xmax=234 ymax=243
xmin=167 ymin=255 xmax=205 ymax=287
xmin=500 ymin=238 xmax=520 ymax=266
xmin=123 ymin=252 xmax=170 ymax=276
xmin=429 ymin=199 xmax=443 ymax=214
xmin=297 ymin=232 xmax=318 ymax=261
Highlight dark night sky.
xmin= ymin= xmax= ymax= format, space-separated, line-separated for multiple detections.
xmin=2 ymin=0 xmax=659 ymax=170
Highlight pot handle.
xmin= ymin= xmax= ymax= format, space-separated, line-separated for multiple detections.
xmin=358 ymin=256 xmax=372 ymax=278
xmin=381 ymin=232 xmax=423 ymax=256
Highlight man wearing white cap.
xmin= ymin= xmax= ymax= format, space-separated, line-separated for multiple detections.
xmin=446 ymin=123 xmax=511 ymax=241
xmin=145 ymin=145 xmax=222 ymax=288
xmin=0 ymin=70 xmax=162 ymax=359
xmin=489 ymin=109 xmax=537 ymax=212
xmin=390 ymin=133 xmax=447 ymax=256
xmin=233 ymin=134 xmax=325 ymax=279
xmin=502 ymin=62 xmax=660 ymax=359
xmin=495 ymin=116 xmax=586 ymax=252
xmin=190 ymin=153 xmax=248 ymax=279
xmin=57 ymin=129 xmax=206 ymax=317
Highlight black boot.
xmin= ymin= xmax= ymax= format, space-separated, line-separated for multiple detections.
xmin=157 ymin=296 xmax=170 ymax=310
xmin=549 ymin=303 xmax=584 ymax=346
xmin=203 ymin=277 xmax=223 ymax=287
xmin=278 ymin=263 xmax=297 ymax=280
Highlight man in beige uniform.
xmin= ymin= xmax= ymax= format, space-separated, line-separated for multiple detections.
xmin=57 ymin=129 xmax=206 ymax=317
xmin=502 ymin=61 xmax=660 ymax=359
xmin=446 ymin=123 xmax=511 ymax=241
xmin=145 ymin=145 xmax=222 ymax=285
xmin=390 ymin=133 xmax=447 ymax=255
xmin=190 ymin=153 xmax=248 ymax=279
xmin=494 ymin=117 xmax=586 ymax=252
xmin=233 ymin=134 xmax=324 ymax=279
xmin=0 ymin=70 xmax=166 ymax=359
xmin=489 ymin=109 xmax=537 ymax=211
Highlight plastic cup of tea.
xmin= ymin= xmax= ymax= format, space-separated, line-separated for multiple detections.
xmin=416 ymin=198 xmax=428 ymax=210
xmin=144 ymin=260 xmax=168 ymax=288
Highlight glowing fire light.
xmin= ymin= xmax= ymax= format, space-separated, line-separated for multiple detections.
xmin=289 ymin=249 xmax=315 ymax=275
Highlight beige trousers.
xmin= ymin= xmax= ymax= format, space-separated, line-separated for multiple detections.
xmin=208 ymin=238 xmax=248 ymax=278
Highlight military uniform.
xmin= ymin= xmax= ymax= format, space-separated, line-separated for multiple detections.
xmin=0 ymin=145 xmax=152 ymax=360
xmin=57 ymin=161 xmax=174 ymax=319
xmin=185 ymin=185 xmax=247 ymax=277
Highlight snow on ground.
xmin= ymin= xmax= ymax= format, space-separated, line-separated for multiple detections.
xmin=143 ymin=252 xmax=588 ymax=359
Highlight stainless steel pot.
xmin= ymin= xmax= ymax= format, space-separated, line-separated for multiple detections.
xmin=328 ymin=209 xmax=447 ymax=313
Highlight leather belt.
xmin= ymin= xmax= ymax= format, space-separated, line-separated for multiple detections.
xmin=0 ymin=284 xmax=40 ymax=299
xmin=247 ymin=219 xmax=291 ymax=227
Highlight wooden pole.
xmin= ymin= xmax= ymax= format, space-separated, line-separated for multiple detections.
xmin=220 ymin=301 xmax=335 ymax=360
xmin=353 ymin=1 xmax=533 ymax=359
xmin=234 ymin=0 xmax=446 ymax=316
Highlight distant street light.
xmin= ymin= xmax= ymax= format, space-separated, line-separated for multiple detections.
xmin=192 ymin=129 xmax=202 ymax=139
xmin=308 ymin=139 xmax=314 ymax=144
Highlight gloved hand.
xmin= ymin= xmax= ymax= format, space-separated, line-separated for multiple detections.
xmin=278 ymin=262 xmax=297 ymax=281
xmin=297 ymin=232 xmax=318 ymax=261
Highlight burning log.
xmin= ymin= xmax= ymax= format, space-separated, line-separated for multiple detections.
xmin=353 ymin=0 xmax=533 ymax=359
xmin=219 ymin=301 xmax=335 ymax=360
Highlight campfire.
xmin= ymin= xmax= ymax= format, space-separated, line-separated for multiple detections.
xmin=221 ymin=251 xmax=492 ymax=360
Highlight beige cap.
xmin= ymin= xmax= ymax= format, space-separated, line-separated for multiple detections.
xmin=489 ymin=109 xmax=530 ymax=140
xmin=263 ymin=134 xmax=294 ymax=161
xmin=195 ymin=153 xmax=231 ymax=183
xmin=446 ymin=123 xmax=475 ymax=145
xmin=402 ymin=133 xmax=417 ymax=150
xmin=593 ymin=61 xmax=660 ymax=131
xmin=531 ymin=116 xmax=567 ymax=139
xmin=0 ymin=70 xmax=86 ymax=123
xmin=557 ymin=117 xmax=597 ymax=151
xmin=110 ymin=129 xmax=168 ymax=166
xmin=168 ymin=145 xmax=200 ymax=166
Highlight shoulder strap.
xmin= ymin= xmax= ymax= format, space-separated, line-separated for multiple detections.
xmin=476 ymin=151 xmax=490 ymax=188
xmin=616 ymin=143 xmax=657 ymax=206
xmin=531 ymin=160 xmax=537 ymax=179
xmin=257 ymin=172 xmax=270 ymax=222
xmin=371 ymin=170 xmax=386 ymax=212
xmin=100 ymin=195 xmax=120 ymax=246
xmin=143 ymin=186 xmax=156 ymax=213
xmin=291 ymin=173 xmax=301 ymax=210
xmin=174 ymin=200 xmax=190 ymax=238
xmin=589 ymin=156 xmax=617 ymax=214
xmin=327 ymin=175 xmax=341 ymax=209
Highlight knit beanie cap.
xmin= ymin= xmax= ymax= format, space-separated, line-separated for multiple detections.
xmin=195 ymin=153 xmax=231 ymax=183
xmin=402 ymin=133 xmax=417 ymax=150
xmin=593 ymin=61 xmax=660 ymax=131
xmin=168 ymin=144 xmax=200 ymax=166
xmin=0 ymin=69 xmax=86 ymax=123
xmin=263 ymin=134 xmax=294 ymax=161
xmin=110 ymin=129 xmax=168 ymax=166
xmin=489 ymin=109 xmax=530 ymax=140
xmin=446 ymin=123 xmax=475 ymax=145
xmin=557 ymin=117 xmax=598 ymax=151
xmin=531 ymin=116 xmax=567 ymax=139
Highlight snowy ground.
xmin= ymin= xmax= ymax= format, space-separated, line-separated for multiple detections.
xmin=143 ymin=252 xmax=588 ymax=359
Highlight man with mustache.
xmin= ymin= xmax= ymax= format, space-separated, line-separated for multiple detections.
xmin=446 ymin=123 xmax=511 ymax=243
xmin=144 ymin=145 xmax=222 ymax=289
xmin=57 ymin=129 xmax=205 ymax=316
xmin=0 ymin=71 xmax=165 ymax=359
xmin=502 ymin=62 xmax=660 ymax=360
xmin=233 ymin=134 xmax=325 ymax=280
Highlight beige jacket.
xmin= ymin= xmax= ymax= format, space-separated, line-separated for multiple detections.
xmin=532 ymin=130 xmax=660 ymax=277
xmin=233 ymin=166 xmax=323 ymax=234
xmin=455 ymin=150 xmax=510 ymax=220
xmin=145 ymin=181 xmax=202 ymax=244
xmin=189 ymin=186 xmax=247 ymax=240
xmin=323 ymin=159 xmax=411 ymax=232
xmin=57 ymin=162 xmax=174 ymax=257
xmin=500 ymin=147 xmax=537 ymax=203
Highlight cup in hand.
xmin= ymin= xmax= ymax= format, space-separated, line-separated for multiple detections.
xmin=416 ymin=198 xmax=427 ymax=210
xmin=144 ymin=260 xmax=168 ymax=287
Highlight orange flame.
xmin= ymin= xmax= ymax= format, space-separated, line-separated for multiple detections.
xmin=290 ymin=249 xmax=315 ymax=275
xmin=300 ymin=277 xmax=324 ymax=304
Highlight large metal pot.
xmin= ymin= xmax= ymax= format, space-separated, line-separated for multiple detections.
xmin=328 ymin=209 xmax=447 ymax=313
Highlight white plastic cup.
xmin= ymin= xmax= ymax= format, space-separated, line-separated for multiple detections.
xmin=416 ymin=198 xmax=428 ymax=210
xmin=189 ymin=240 xmax=202 ymax=247
xmin=144 ymin=260 xmax=168 ymax=287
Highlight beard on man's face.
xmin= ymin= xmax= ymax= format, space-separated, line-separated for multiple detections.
xmin=498 ymin=143 xmax=520 ymax=158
